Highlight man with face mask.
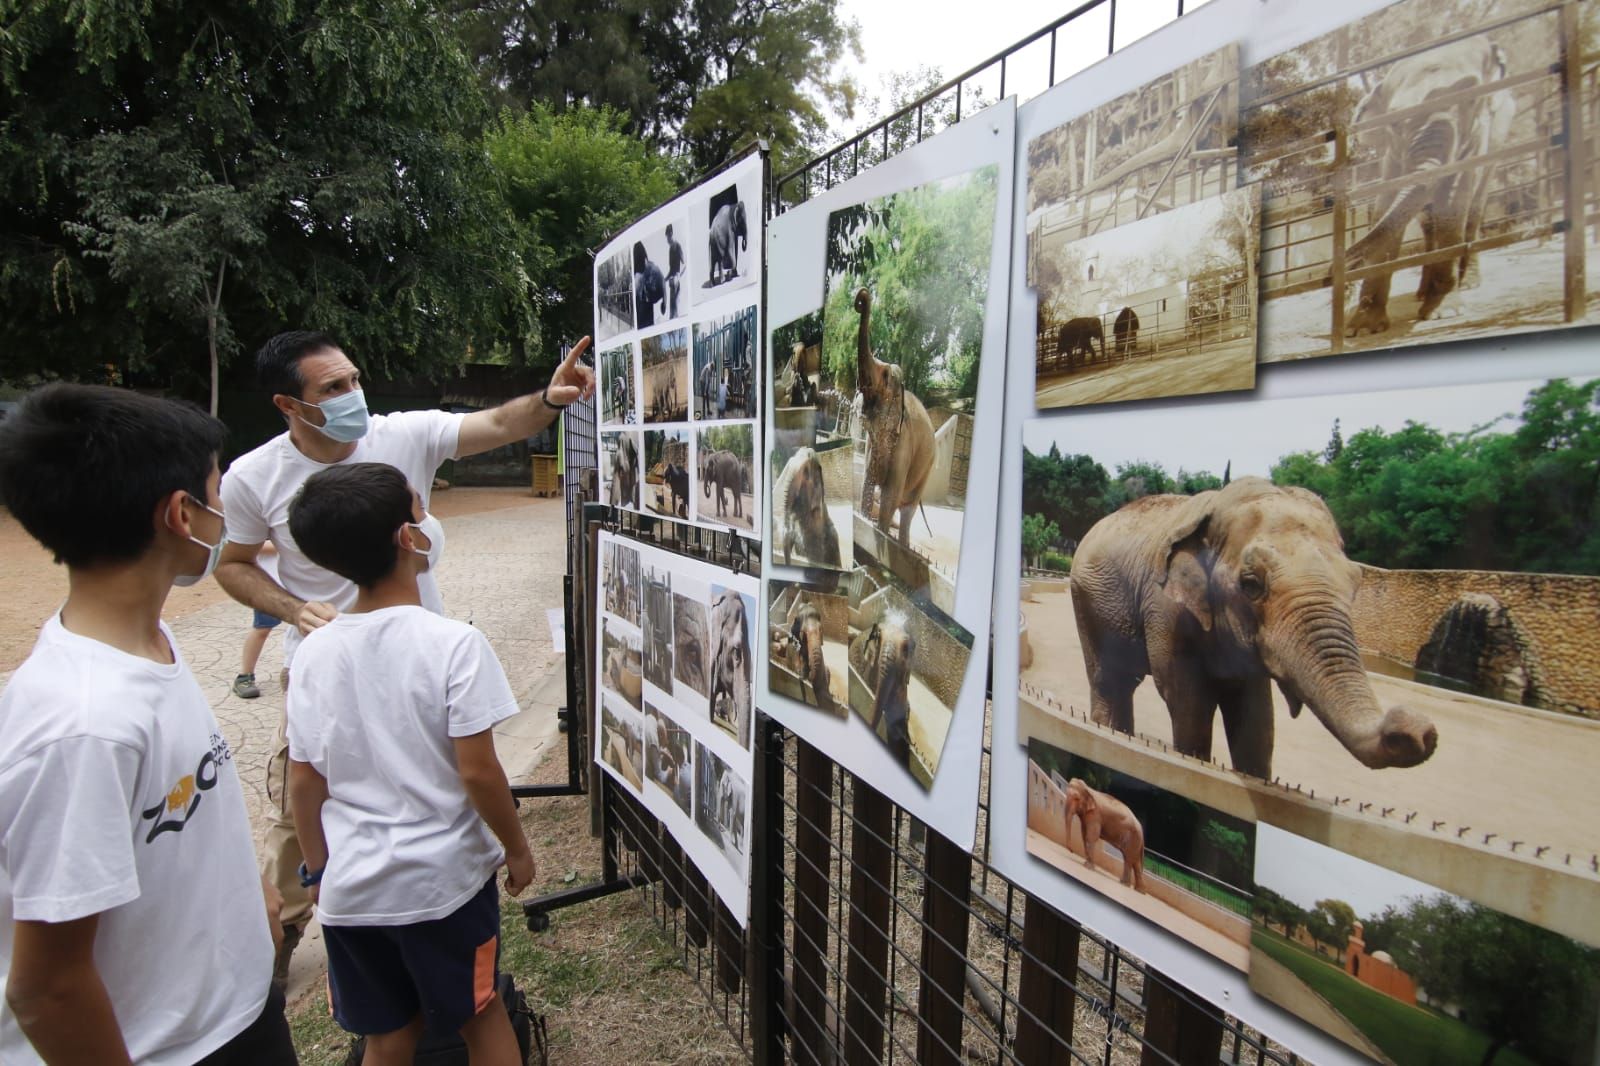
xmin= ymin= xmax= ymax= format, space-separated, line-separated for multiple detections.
xmin=216 ymin=330 xmax=593 ymax=989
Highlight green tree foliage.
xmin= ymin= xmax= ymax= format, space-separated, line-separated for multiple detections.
xmin=1022 ymin=445 xmax=1111 ymax=545
xmin=1 ymin=0 xmax=531 ymax=400
xmin=1254 ymin=886 xmax=1308 ymax=939
xmin=1306 ymin=898 xmax=1357 ymax=952
xmin=1021 ymin=513 xmax=1060 ymax=569
xmin=699 ymin=423 xmax=751 ymax=456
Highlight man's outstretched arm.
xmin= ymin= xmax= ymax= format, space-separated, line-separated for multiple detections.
xmin=455 ymin=337 xmax=595 ymax=459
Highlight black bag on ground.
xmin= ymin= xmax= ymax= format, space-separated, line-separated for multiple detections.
xmin=341 ymin=973 xmax=537 ymax=1066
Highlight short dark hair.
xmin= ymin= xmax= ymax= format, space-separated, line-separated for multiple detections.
xmin=256 ymin=330 xmax=339 ymax=399
xmin=0 ymin=384 xmax=225 ymax=568
xmin=288 ymin=463 xmax=414 ymax=588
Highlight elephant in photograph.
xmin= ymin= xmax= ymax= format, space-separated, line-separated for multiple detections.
xmin=781 ymin=447 xmax=841 ymax=568
xmin=854 ymin=289 xmax=935 ymax=548
xmin=708 ymin=200 xmax=748 ymax=285
xmin=1056 ymin=316 xmax=1105 ymax=369
xmin=1344 ymin=38 xmax=1508 ymax=336
xmin=701 ymin=449 xmax=749 ymax=518
xmin=708 ymin=591 xmax=751 ymax=735
xmin=787 ymin=599 xmax=832 ymax=709
xmin=664 ymin=462 xmax=690 ymax=517
xmin=605 ymin=644 xmax=641 ymax=705
xmin=1065 ymin=779 xmax=1146 ymax=892
xmin=861 ymin=618 xmax=915 ymax=765
xmin=1070 ymin=477 xmax=1438 ymax=779
xmin=1113 ymin=306 xmax=1140 ymax=356
xmin=609 ymin=435 xmax=638 ymax=508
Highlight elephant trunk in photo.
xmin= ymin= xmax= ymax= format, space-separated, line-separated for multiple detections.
xmin=852 ymin=287 xmax=936 ymax=546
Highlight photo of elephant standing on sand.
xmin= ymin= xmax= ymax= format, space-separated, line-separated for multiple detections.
xmin=691 ymin=170 xmax=760 ymax=298
xmin=695 ymin=425 xmax=756 ymax=533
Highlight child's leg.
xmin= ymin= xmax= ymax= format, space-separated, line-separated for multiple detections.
xmin=459 ymin=995 xmax=520 ymax=1065
xmin=361 ymin=1015 xmax=424 ymax=1066
xmin=241 ymin=624 xmax=271 ymax=675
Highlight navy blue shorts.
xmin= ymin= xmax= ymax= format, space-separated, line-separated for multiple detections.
xmin=251 ymin=608 xmax=281 ymax=630
xmin=324 ymin=877 xmax=501 ymax=1036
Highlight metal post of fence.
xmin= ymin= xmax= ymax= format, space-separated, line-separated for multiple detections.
xmin=1560 ymin=0 xmax=1587 ymax=321
xmin=716 ymin=899 xmax=743 ymax=995
xmin=1140 ymin=975 xmax=1225 ymax=1066
xmin=1329 ymin=127 xmax=1349 ymax=354
xmin=1015 ymin=897 xmax=1081 ymax=1065
xmin=915 ymin=829 xmax=974 ymax=1066
xmin=843 ymin=782 xmax=894 ymax=1066
xmin=792 ymin=738 xmax=836 ymax=1065
xmin=749 ymin=715 xmax=786 ymax=1066
xmin=686 ymin=864 xmax=713 ymax=949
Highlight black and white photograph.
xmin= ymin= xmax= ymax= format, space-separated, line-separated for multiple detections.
xmin=706 ymin=585 xmax=755 ymax=748
xmin=1032 ymin=186 xmax=1260 ymax=409
xmin=693 ymin=304 xmax=758 ymax=421
xmin=602 ymin=539 xmax=641 ymax=626
xmin=644 ymin=702 xmax=693 ymax=817
xmin=600 ymin=343 xmax=636 ymax=426
xmin=694 ymin=424 xmax=755 ymax=533
xmin=694 ymin=741 xmax=749 ymax=872
xmin=672 ymin=589 xmax=711 ymax=706
xmin=767 ymin=580 xmax=849 ymax=714
xmin=602 ymin=430 xmax=640 ymax=511
xmin=641 ymin=560 xmax=673 ymax=691
xmin=599 ymin=619 xmax=642 ymax=711
xmin=691 ymin=169 xmax=759 ymax=298
xmin=632 ymin=216 xmax=690 ymax=330
xmin=595 ymin=245 xmax=634 ymax=342
xmin=599 ymin=696 xmax=644 ymax=792
xmin=642 ymin=327 xmax=690 ymax=424
xmin=643 ymin=429 xmax=691 ymax=519
xmin=1239 ymin=0 xmax=1598 ymax=362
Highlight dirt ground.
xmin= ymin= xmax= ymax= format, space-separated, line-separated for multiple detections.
xmin=1035 ymin=332 xmax=1257 ymax=408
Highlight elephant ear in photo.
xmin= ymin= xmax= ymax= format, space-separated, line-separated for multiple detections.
xmin=1157 ymin=495 xmax=1216 ymax=631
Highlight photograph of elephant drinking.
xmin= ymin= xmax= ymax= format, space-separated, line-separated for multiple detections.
xmin=1239 ymin=0 xmax=1600 ymax=362
xmin=820 ymin=165 xmax=1000 ymax=605
xmin=1017 ymin=376 xmax=1600 ymax=917
xmin=694 ymin=741 xmax=749 ymax=873
xmin=642 ymin=327 xmax=689 ymax=424
xmin=769 ymin=310 xmax=851 ymax=571
xmin=767 ymin=581 xmax=849 ymax=715
xmin=1031 ymin=187 xmax=1260 ymax=409
xmin=643 ymin=429 xmax=690 ymax=519
xmin=694 ymin=424 xmax=755 ymax=533
xmin=692 ymin=304 xmax=758 ymax=421
xmin=1026 ymin=738 xmax=1256 ymax=970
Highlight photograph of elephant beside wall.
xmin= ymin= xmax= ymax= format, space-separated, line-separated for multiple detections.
xmin=706 ymin=585 xmax=755 ymax=749
xmin=1250 ymin=823 xmax=1600 ymax=1065
xmin=595 ymin=246 xmax=634 ymax=342
xmin=1239 ymin=0 xmax=1598 ymax=363
xmin=694 ymin=741 xmax=749 ymax=873
xmin=694 ymin=424 xmax=756 ymax=533
xmin=631 ymin=216 xmax=689 ymax=330
xmin=600 ymin=343 xmax=637 ymax=426
xmin=693 ymin=304 xmax=758 ymax=421
xmin=599 ymin=696 xmax=645 ymax=793
xmin=643 ymin=429 xmax=690 ymax=519
xmin=845 ymin=562 xmax=975 ymax=790
xmin=1016 ymin=375 xmax=1600 ymax=934
xmin=1026 ymin=738 xmax=1256 ymax=971
xmin=598 ymin=619 xmax=642 ymax=711
xmin=767 ymin=580 xmax=849 ymax=715
xmin=601 ymin=430 xmax=640 ymax=511
xmin=645 ymin=702 xmax=694 ymax=818
xmin=690 ymin=171 xmax=759 ymax=299
xmin=820 ymin=164 xmax=1000 ymax=610
xmin=642 ymin=328 xmax=690 ymax=424
xmin=1030 ymin=186 xmax=1260 ymax=409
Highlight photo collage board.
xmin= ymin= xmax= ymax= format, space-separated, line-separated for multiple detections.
xmin=593 ymin=531 xmax=758 ymax=926
xmin=759 ymin=101 xmax=1018 ymax=853
xmin=989 ymin=1 xmax=1600 ymax=1064
xmin=594 ymin=151 xmax=764 ymax=540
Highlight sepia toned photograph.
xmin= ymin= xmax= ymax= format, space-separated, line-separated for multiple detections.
xmin=642 ymin=327 xmax=690 ymax=424
xmin=672 ymin=590 xmax=711 ymax=706
xmin=693 ymin=304 xmax=758 ymax=421
xmin=596 ymin=246 xmax=634 ymax=342
xmin=602 ymin=430 xmax=640 ymax=511
xmin=643 ymin=429 xmax=690 ymax=519
xmin=645 ymin=702 xmax=693 ymax=817
xmin=641 ymin=560 xmax=673 ymax=691
xmin=599 ymin=696 xmax=644 ymax=792
xmin=767 ymin=580 xmax=849 ymax=714
xmin=1027 ymin=738 xmax=1255 ymax=971
xmin=1239 ymin=0 xmax=1598 ymax=362
xmin=706 ymin=585 xmax=755 ymax=748
xmin=1251 ymin=824 xmax=1600 ymax=1065
xmin=1032 ymin=186 xmax=1259 ymax=409
xmin=694 ymin=741 xmax=749 ymax=872
xmin=694 ymin=424 xmax=755 ymax=533
xmin=600 ymin=343 xmax=636 ymax=426
xmin=599 ymin=620 xmax=642 ymax=712
xmin=690 ymin=171 xmax=759 ymax=298
xmin=602 ymin=539 xmax=641 ymax=626
xmin=631 ymin=216 xmax=689 ymax=330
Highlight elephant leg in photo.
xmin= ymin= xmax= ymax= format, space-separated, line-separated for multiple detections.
xmin=1417 ymin=180 xmax=1468 ymax=319
xmin=1080 ymin=814 xmax=1104 ymax=875
xmin=1150 ymin=652 xmax=1219 ymax=760
xmin=1217 ymin=676 xmax=1275 ymax=780
xmin=1071 ymin=584 xmax=1141 ymax=734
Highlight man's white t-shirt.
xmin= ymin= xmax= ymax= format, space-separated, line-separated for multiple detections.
xmin=220 ymin=409 xmax=465 ymax=665
xmin=0 ymin=617 xmax=273 ymax=1065
xmin=287 ymin=606 xmax=519 ymax=925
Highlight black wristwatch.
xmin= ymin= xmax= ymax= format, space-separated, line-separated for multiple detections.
xmin=541 ymin=384 xmax=571 ymax=410
xmin=297 ymin=862 xmax=324 ymax=888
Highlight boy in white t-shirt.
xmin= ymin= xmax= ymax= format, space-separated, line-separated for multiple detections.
xmin=0 ymin=384 xmax=292 ymax=1065
xmin=285 ymin=462 xmax=534 ymax=1065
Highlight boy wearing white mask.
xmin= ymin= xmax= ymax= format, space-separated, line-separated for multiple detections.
xmin=284 ymin=463 xmax=534 ymax=1065
xmin=216 ymin=330 xmax=593 ymax=985
xmin=0 ymin=385 xmax=293 ymax=1065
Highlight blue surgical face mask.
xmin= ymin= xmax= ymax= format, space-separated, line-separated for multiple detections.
xmin=174 ymin=496 xmax=226 ymax=587
xmin=292 ymin=388 xmax=369 ymax=443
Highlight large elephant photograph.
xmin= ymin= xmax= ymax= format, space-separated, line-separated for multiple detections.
xmin=694 ymin=423 xmax=755 ymax=533
xmin=1251 ymin=823 xmax=1600 ymax=1065
xmin=1026 ymin=738 xmax=1257 ymax=971
xmin=1030 ymin=186 xmax=1260 ymax=409
xmin=767 ymin=580 xmax=849 ymax=715
xmin=690 ymin=168 xmax=760 ymax=299
xmin=1239 ymin=0 xmax=1599 ymax=362
xmin=1017 ymin=375 xmax=1600 ymax=937
xmin=820 ymin=165 xmax=1000 ymax=611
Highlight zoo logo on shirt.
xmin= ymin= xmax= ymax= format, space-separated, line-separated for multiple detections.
xmin=139 ymin=733 xmax=234 ymax=844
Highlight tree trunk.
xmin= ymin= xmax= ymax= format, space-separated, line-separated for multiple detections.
xmin=203 ymin=258 xmax=227 ymax=417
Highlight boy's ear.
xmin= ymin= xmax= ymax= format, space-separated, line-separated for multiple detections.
xmin=156 ymin=488 xmax=191 ymax=539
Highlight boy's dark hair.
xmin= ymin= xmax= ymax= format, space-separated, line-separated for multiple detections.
xmin=0 ymin=384 xmax=225 ymax=568
xmin=257 ymin=330 xmax=338 ymax=399
xmin=289 ymin=463 xmax=414 ymax=588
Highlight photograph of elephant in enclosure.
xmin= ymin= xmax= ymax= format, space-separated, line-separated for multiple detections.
xmin=694 ymin=742 xmax=749 ymax=872
xmin=707 ymin=586 xmax=754 ymax=748
xmin=641 ymin=563 xmax=673 ymax=692
xmin=602 ymin=540 xmax=641 ymax=627
xmin=820 ymin=165 xmax=999 ymax=601
xmin=845 ymin=564 xmax=975 ymax=789
xmin=1026 ymin=738 xmax=1256 ymax=971
xmin=599 ymin=621 xmax=643 ymax=711
xmin=645 ymin=703 xmax=694 ymax=818
xmin=692 ymin=174 xmax=757 ymax=296
xmin=643 ymin=430 xmax=691 ymax=519
xmin=672 ymin=590 xmax=711 ymax=705
xmin=694 ymin=424 xmax=755 ymax=532
xmin=771 ymin=310 xmax=829 ymax=427
xmin=1018 ymin=376 xmax=1600 ymax=895
xmin=770 ymin=442 xmax=849 ymax=571
xmin=767 ymin=581 xmax=849 ymax=714
xmin=693 ymin=305 xmax=757 ymax=421
xmin=600 ymin=343 xmax=637 ymax=425
xmin=602 ymin=430 xmax=640 ymax=511
xmin=1032 ymin=187 xmax=1260 ymax=409
xmin=641 ymin=327 xmax=689 ymax=423
xmin=599 ymin=698 xmax=644 ymax=792
xmin=595 ymin=246 xmax=634 ymax=342
xmin=632 ymin=217 xmax=688 ymax=330
xmin=1239 ymin=0 xmax=1600 ymax=362
xmin=1250 ymin=823 xmax=1600 ymax=1066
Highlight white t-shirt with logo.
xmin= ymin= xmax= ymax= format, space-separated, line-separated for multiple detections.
xmin=287 ymin=606 xmax=519 ymax=925
xmin=220 ymin=409 xmax=465 ymax=665
xmin=0 ymin=617 xmax=273 ymax=1066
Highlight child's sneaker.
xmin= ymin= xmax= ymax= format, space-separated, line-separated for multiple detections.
xmin=232 ymin=673 xmax=261 ymax=699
